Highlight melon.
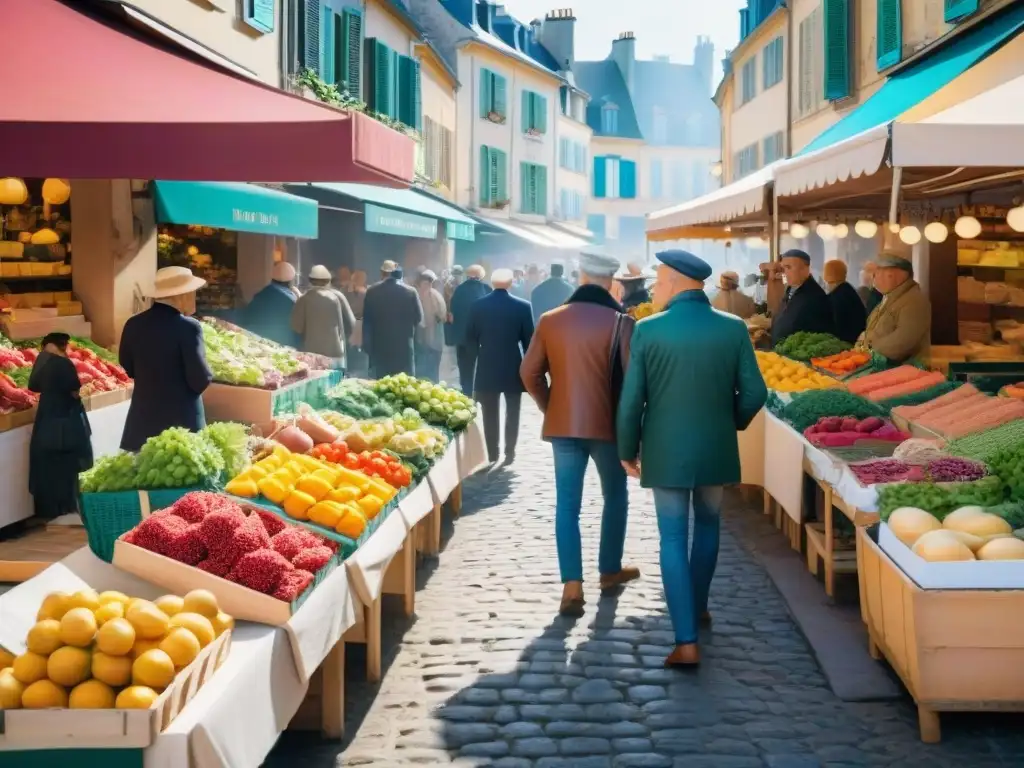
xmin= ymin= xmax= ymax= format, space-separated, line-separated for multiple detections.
xmin=911 ymin=530 xmax=976 ymax=562
xmin=976 ymin=537 xmax=1024 ymax=561
xmin=887 ymin=507 xmax=941 ymax=548
xmin=942 ymin=507 xmax=1013 ymax=539
xmin=944 ymin=530 xmax=986 ymax=553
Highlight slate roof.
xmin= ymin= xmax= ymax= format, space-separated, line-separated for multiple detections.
xmin=573 ymin=60 xmax=643 ymax=140
xmin=386 ymin=0 xmax=460 ymax=84
xmin=633 ymin=59 xmax=719 ymax=147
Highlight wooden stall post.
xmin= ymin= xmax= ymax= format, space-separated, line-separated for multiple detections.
xmin=343 ymin=596 xmax=383 ymax=683
xmin=383 ymin=530 xmax=416 ymax=618
xmin=320 ymin=639 xmax=346 ymax=739
xmin=450 ymin=483 xmax=463 ymax=518
xmin=415 ymin=503 xmax=442 ymax=557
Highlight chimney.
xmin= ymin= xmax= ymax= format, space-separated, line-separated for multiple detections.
xmin=537 ymin=8 xmax=576 ymax=71
xmin=441 ymin=0 xmax=474 ymax=27
xmin=693 ymin=35 xmax=715 ymax=94
xmin=610 ymin=31 xmax=636 ymax=96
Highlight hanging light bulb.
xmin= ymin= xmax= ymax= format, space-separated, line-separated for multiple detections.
xmin=834 ymin=223 xmax=849 ymax=239
xmin=888 ymin=222 xmax=901 ymax=234
xmin=954 ymin=216 xmax=982 ymax=239
xmin=924 ymin=222 xmax=949 ymax=243
xmin=789 ymin=222 xmax=810 ymax=239
xmin=855 ymin=220 xmax=878 ymax=238
xmin=744 ymin=236 xmax=764 ymax=248
xmin=899 ymin=225 xmax=922 ymax=245
xmin=1007 ymin=207 xmax=1024 ymax=233
xmin=816 ymin=223 xmax=836 ymax=241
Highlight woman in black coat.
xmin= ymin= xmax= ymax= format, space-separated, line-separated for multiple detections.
xmin=824 ymin=260 xmax=867 ymax=345
xmin=28 ymin=333 xmax=93 ymax=520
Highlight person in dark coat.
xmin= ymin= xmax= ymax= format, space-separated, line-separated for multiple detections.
xmin=823 ymin=260 xmax=867 ymax=345
xmin=239 ymin=261 xmax=302 ymax=348
xmin=448 ymin=264 xmax=492 ymax=395
xmin=119 ymin=267 xmax=214 ymax=452
xmin=615 ymin=264 xmax=652 ymax=310
xmin=857 ymin=261 xmax=884 ymax=315
xmin=465 ymin=269 xmax=534 ymax=464
xmin=530 ymin=262 xmax=574 ymax=321
xmin=771 ymin=250 xmax=835 ymax=345
xmin=362 ymin=260 xmax=423 ymax=377
xmin=28 ymin=333 xmax=93 ymax=521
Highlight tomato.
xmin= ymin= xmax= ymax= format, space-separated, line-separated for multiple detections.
xmin=332 ymin=440 xmax=349 ymax=457
xmin=342 ymin=453 xmax=361 ymax=470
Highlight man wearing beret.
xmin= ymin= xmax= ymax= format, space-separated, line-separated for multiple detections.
xmin=617 ymin=249 xmax=767 ymax=667
xmin=861 ymin=252 xmax=931 ymax=363
xmin=770 ymin=249 xmax=835 ymax=345
xmin=521 ymin=249 xmax=639 ymax=617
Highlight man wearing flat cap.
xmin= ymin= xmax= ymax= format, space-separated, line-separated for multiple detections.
xmin=362 ymin=259 xmax=423 ymax=376
xmin=617 ymin=249 xmax=767 ymax=668
xmin=521 ymin=248 xmax=639 ymax=618
xmin=770 ymin=249 xmax=835 ymax=345
xmin=861 ymin=252 xmax=931 ymax=363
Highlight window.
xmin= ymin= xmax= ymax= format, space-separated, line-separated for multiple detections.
xmin=520 ymin=162 xmax=548 ymax=215
xmin=423 ymin=117 xmax=452 ymax=188
xmin=559 ymin=189 xmax=583 ymax=221
xmin=479 ymin=68 xmax=508 ymax=120
xmin=762 ymin=37 xmax=783 ymax=90
xmin=652 ymin=107 xmax=668 ymax=144
xmin=650 ymin=159 xmax=663 ymax=198
xmin=671 ymin=161 xmax=687 ymax=198
xmin=823 ymin=0 xmax=851 ymax=101
xmin=601 ymin=104 xmax=619 ymax=134
xmin=479 ymin=145 xmax=508 ymax=207
xmin=762 ymin=131 xmax=784 ymax=164
xmin=877 ymin=0 xmax=902 ymax=70
xmin=738 ymin=58 xmax=756 ymax=105
xmin=559 ymin=139 xmax=586 ymax=173
xmin=587 ymin=214 xmax=606 ymax=243
xmin=945 ymin=0 xmax=979 ymax=22
xmin=521 ymin=91 xmax=548 ymax=134
xmin=797 ymin=6 xmax=825 ymax=118
xmin=619 ymin=159 xmax=637 ymax=199
xmin=593 ymin=156 xmax=633 ymax=199
xmin=298 ymin=0 xmax=321 ymax=74
xmin=733 ymin=144 xmax=759 ymax=179
xmin=397 ymin=56 xmax=422 ymax=131
xmin=318 ymin=7 xmax=362 ymax=95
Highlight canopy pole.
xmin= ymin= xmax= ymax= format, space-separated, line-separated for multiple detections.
xmin=770 ymin=184 xmax=780 ymax=263
xmin=889 ymin=167 xmax=904 ymax=227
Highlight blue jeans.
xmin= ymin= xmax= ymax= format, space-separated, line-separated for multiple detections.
xmin=552 ymin=438 xmax=628 ymax=583
xmin=652 ymin=486 xmax=724 ymax=645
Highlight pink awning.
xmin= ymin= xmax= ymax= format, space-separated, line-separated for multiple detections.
xmin=0 ymin=0 xmax=414 ymax=184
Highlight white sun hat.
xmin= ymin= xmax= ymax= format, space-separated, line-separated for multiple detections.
xmin=309 ymin=264 xmax=332 ymax=281
xmin=148 ymin=266 xmax=206 ymax=299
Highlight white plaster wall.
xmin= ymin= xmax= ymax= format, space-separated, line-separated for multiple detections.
xmin=363 ymin=0 xmax=417 ymax=56
xmin=555 ymin=114 xmax=591 ymax=221
xmin=730 ymin=35 xmax=789 ymax=159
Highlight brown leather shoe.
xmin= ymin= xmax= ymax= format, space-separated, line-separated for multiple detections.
xmin=700 ymin=611 xmax=712 ymax=625
xmin=559 ymin=596 xmax=585 ymax=617
xmin=665 ymin=644 xmax=700 ymax=667
xmin=599 ymin=566 xmax=641 ymax=592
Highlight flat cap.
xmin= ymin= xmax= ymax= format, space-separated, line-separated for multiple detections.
xmin=579 ymin=249 xmax=621 ymax=278
xmin=655 ymin=249 xmax=712 ymax=281
xmin=877 ymin=252 xmax=913 ymax=274
xmin=781 ymin=249 xmax=811 ymax=264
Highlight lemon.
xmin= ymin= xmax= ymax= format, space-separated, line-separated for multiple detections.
xmin=92 ymin=652 xmax=133 ymax=688
xmin=0 ymin=646 xmax=14 ymax=669
xmin=69 ymin=679 xmax=116 ymax=709
xmin=60 ymin=607 xmax=98 ymax=647
xmin=12 ymin=652 xmax=49 ymax=685
xmin=115 ymin=685 xmax=159 ymax=709
xmin=21 ymin=679 xmax=68 ymax=709
xmin=47 ymin=646 xmax=92 ymax=688
xmin=159 ymin=628 xmax=200 ymax=669
xmin=154 ymin=595 xmax=185 ymax=618
xmin=26 ymin=619 xmax=64 ymax=656
xmin=94 ymin=601 xmax=125 ymax=627
xmin=131 ymin=639 xmax=163 ymax=660
xmin=70 ymin=589 xmax=102 ymax=613
xmin=37 ymin=591 xmax=73 ymax=622
xmin=182 ymin=590 xmax=219 ymax=620
xmin=169 ymin=613 xmax=215 ymax=648
xmin=96 ymin=618 xmax=136 ymax=656
xmin=132 ymin=649 xmax=175 ymax=690
xmin=0 ymin=668 xmax=25 ymax=708
xmin=126 ymin=601 xmax=170 ymax=640
xmin=211 ymin=612 xmax=234 ymax=638
xmin=98 ymin=591 xmax=131 ymax=608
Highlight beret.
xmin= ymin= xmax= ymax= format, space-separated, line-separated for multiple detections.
xmin=781 ymin=249 xmax=811 ymax=263
xmin=655 ymin=249 xmax=712 ymax=281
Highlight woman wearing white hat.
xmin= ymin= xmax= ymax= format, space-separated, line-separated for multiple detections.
xmin=118 ymin=266 xmax=214 ymax=451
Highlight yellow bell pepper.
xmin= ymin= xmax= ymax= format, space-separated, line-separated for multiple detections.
xmin=293 ymin=454 xmax=323 ymax=472
xmin=335 ymin=508 xmax=368 ymax=539
xmin=255 ymin=456 xmax=280 ymax=473
xmin=327 ymin=485 xmax=362 ymax=504
xmin=257 ymin=476 xmax=290 ymax=505
xmin=271 ymin=444 xmax=292 ymax=461
xmin=246 ymin=464 xmax=268 ymax=481
xmin=356 ymin=494 xmax=384 ymax=520
xmin=333 ymin=466 xmax=371 ymax=492
xmin=283 ymin=489 xmax=317 ymax=520
xmin=308 ymin=500 xmax=346 ymax=529
xmin=365 ymin=477 xmax=397 ymax=503
xmin=312 ymin=467 xmax=340 ymax=487
xmin=225 ymin=476 xmax=259 ymax=498
xmin=282 ymin=461 xmax=306 ymax=479
xmin=296 ymin=474 xmax=333 ymax=502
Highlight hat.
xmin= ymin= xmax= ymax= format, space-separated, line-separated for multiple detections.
xmin=823 ymin=260 xmax=848 ymax=283
xmin=655 ymin=249 xmax=712 ymax=281
xmin=781 ymin=249 xmax=811 ymax=264
xmin=418 ymin=269 xmax=437 ymax=282
xmin=579 ymin=249 xmax=621 ymax=278
xmin=272 ymin=261 xmax=296 ymax=283
xmin=615 ymin=262 xmax=652 ymax=282
xmin=149 ymin=266 xmax=206 ymax=299
xmin=877 ymin=252 xmax=913 ymax=274
xmin=309 ymin=264 xmax=332 ymax=281
xmin=380 ymin=260 xmax=398 ymax=274
xmin=451 ymin=264 xmax=465 ymax=275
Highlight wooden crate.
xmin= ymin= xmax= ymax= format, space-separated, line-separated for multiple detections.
xmin=201 ymin=372 xmax=329 ymax=425
xmin=0 ymin=526 xmax=87 ymax=583
xmin=858 ymin=528 xmax=1024 ymax=742
xmin=0 ymin=629 xmax=231 ymax=750
xmin=0 ymin=407 xmax=36 ymax=433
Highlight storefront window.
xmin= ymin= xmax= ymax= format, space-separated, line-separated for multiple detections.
xmin=157 ymin=224 xmax=239 ymax=314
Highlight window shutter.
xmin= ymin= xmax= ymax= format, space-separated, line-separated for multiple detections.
xmin=521 ymin=91 xmax=531 ymax=132
xmin=340 ymin=9 xmax=362 ymax=95
xmin=441 ymin=126 xmax=452 ymax=187
xmin=494 ymin=149 xmax=507 ymax=201
xmin=620 ymin=160 xmax=636 ymax=199
xmin=479 ymin=146 xmax=490 ymax=205
xmin=480 ymin=69 xmax=493 ymax=118
xmin=366 ymin=38 xmax=393 ymax=115
xmin=823 ymin=0 xmax=851 ymax=101
xmin=303 ymin=0 xmax=321 ymax=73
xmin=944 ymin=0 xmax=979 ymax=22
xmin=536 ymin=95 xmax=547 ymax=133
xmin=398 ymin=56 xmax=421 ymax=130
xmin=493 ymin=74 xmax=508 ymax=117
xmin=651 ymin=160 xmax=662 ymax=197
xmin=593 ymin=156 xmax=606 ymax=198
xmin=520 ymin=163 xmax=532 ymax=212
xmin=877 ymin=0 xmax=902 ymax=69
xmin=537 ymin=166 xmax=547 ymax=215
xmin=321 ymin=7 xmax=335 ymax=83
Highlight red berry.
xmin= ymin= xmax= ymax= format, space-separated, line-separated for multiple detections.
xmin=227 ymin=549 xmax=293 ymax=594
xmin=291 ymin=546 xmax=334 ymax=573
xmin=272 ymin=569 xmax=315 ymax=601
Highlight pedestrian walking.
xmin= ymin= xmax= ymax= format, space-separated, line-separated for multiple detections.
xmin=521 ymin=250 xmax=638 ymax=617
xmin=362 ymin=260 xmax=424 ymax=377
xmin=291 ymin=265 xmax=356 ymax=370
xmin=529 ymin=262 xmax=574 ymax=321
xmin=617 ymin=249 xmax=767 ymax=667
xmin=615 ymin=264 xmax=652 ymax=311
xmin=448 ymin=265 xmax=492 ymax=395
xmin=238 ymin=261 xmax=302 ymax=348
xmin=465 ymin=268 xmax=533 ymax=465
xmin=415 ymin=270 xmax=447 ymax=382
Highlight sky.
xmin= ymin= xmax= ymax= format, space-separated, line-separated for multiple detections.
xmin=500 ymin=0 xmax=745 ymax=79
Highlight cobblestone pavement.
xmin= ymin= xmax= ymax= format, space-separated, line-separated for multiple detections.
xmin=268 ymin=402 xmax=1024 ymax=767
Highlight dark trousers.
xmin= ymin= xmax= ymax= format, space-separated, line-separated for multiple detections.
xmin=476 ymin=390 xmax=522 ymax=461
xmin=455 ymin=344 xmax=477 ymax=396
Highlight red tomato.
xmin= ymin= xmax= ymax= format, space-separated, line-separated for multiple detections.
xmin=342 ymin=453 xmax=361 ymax=470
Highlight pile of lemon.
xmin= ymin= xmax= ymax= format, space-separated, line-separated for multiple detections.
xmin=756 ymin=351 xmax=839 ymax=393
xmin=0 ymin=588 xmax=232 ymax=711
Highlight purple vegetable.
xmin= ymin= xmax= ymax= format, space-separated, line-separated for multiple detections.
xmin=926 ymin=457 xmax=987 ymax=483
xmin=820 ymin=416 xmax=843 ymax=433
xmin=850 ymin=459 xmax=913 ymax=486
xmin=841 ymin=417 xmax=859 ymax=432
xmin=857 ymin=417 xmax=885 ymax=434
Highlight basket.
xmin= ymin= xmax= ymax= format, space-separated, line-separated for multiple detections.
xmin=79 ymin=486 xmax=205 ymax=562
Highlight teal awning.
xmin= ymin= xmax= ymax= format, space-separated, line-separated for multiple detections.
xmin=153 ymin=181 xmax=319 ymax=238
xmin=294 ymin=182 xmax=476 ymax=242
xmin=800 ymin=4 xmax=1024 ymax=155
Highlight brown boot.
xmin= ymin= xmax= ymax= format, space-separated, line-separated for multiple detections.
xmin=599 ymin=566 xmax=641 ymax=593
xmin=559 ymin=582 xmax=585 ymax=617
xmin=665 ymin=644 xmax=701 ymax=667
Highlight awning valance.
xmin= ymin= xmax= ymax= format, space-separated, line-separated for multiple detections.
xmin=772 ymin=125 xmax=890 ymax=199
xmin=0 ymin=0 xmax=414 ymax=184
xmin=153 ymin=182 xmax=319 ymax=239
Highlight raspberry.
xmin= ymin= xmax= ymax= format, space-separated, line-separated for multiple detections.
xmin=163 ymin=523 xmax=208 ymax=565
xmin=273 ymin=569 xmax=315 ymax=602
xmin=291 ymin=546 xmax=334 ymax=573
xmin=131 ymin=514 xmax=188 ymax=556
xmin=294 ymin=528 xmax=326 ymax=550
xmin=227 ymin=549 xmax=293 ymax=594
xmin=229 ymin=513 xmax=271 ymax=557
xmin=171 ymin=494 xmax=210 ymax=523
xmin=269 ymin=528 xmax=306 ymax=561
xmin=197 ymin=507 xmax=246 ymax=549
xmin=250 ymin=508 xmax=287 ymax=537
xmin=196 ymin=551 xmax=235 ymax=578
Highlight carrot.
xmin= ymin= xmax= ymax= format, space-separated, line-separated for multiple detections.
xmin=867 ymin=371 xmax=947 ymax=402
xmin=941 ymin=400 xmax=1024 ymax=438
xmin=847 ymin=366 xmax=930 ymax=395
xmin=893 ymin=383 xmax=979 ymax=420
xmin=911 ymin=392 xmax=989 ymax=428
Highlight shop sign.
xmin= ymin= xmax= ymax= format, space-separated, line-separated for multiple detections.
xmin=232 ymin=208 xmax=280 ymax=229
xmin=365 ymin=204 xmax=438 ymax=240
xmin=445 ymin=221 xmax=476 ymax=242
xmin=244 ymin=0 xmax=275 ymax=34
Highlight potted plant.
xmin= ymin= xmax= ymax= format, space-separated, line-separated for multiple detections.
xmin=486 ymin=111 xmax=506 ymax=125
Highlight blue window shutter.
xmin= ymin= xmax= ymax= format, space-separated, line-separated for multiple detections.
xmin=321 ymin=7 xmax=335 ymax=83
xmin=367 ymin=39 xmax=394 ymax=116
xmin=340 ymin=9 xmax=362 ymax=96
xmin=536 ymin=166 xmax=547 ymax=215
xmin=303 ymin=0 xmax=321 ymax=73
xmin=520 ymin=162 xmax=530 ymax=212
xmin=521 ymin=91 xmax=531 ymax=132
xmin=620 ymin=160 xmax=636 ymax=199
xmin=495 ymin=149 xmax=507 ymax=201
xmin=480 ymin=69 xmax=492 ymax=118
xmin=587 ymin=214 xmax=606 ymax=243
xmin=876 ymin=0 xmax=902 ymax=70
xmin=479 ymin=146 xmax=491 ymax=205
xmin=493 ymin=74 xmax=508 ymax=117
xmin=398 ymin=56 xmax=421 ymax=130
xmin=945 ymin=0 xmax=979 ymax=22
xmin=823 ymin=0 xmax=851 ymax=101
xmin=593 ymin=156 xmax=606 ymax=198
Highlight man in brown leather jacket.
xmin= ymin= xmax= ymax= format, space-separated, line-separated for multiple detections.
xmin=520 ymin=250 xmax=639 ymax=617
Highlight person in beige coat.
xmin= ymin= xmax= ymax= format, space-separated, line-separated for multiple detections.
xmin=860 ymin=253 xmax=931 ymax=363
xmin=711 ymin=271 xmax=756 ymax=319
xmin=291 ymin=265 xmax=356 ymax=369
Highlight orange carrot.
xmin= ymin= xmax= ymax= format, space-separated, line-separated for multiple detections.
xmin=847 ymin=366 xmax=931 ymax=396
xmin=941 ymin=400 xmax=1024 ymax=438
xmin=893 ymin=383 xmax=979 ymax=420
xmin=867 ymin=371 xmax=947 ymax=402
xmin=921 ymin=395 xmax=998 ymax=431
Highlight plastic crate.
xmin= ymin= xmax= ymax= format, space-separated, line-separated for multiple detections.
xmin=79 ymin=486 xmax=204 ymax=563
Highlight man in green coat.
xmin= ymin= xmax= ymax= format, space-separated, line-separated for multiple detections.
xmin=617 ymin=249 xmax=767 ymax=668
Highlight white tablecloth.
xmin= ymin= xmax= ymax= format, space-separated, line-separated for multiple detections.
xmin=454 ymin=415 xmax=488 ymax=480
xmin=398 ymin=476 xmax=435 ymax=528
xmin=763 ymin=413 xmax=807 ymax=523
xmin=344 ymin=509 xmax=410 ymax=605
xmin=426 ymin=444 xmax=460 ymax=505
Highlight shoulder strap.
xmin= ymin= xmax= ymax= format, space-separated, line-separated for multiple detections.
xmin=608 ymin=311 xmax=624 ymax=381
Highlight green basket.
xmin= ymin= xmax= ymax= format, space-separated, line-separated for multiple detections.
xmin=0 ymin=748 xmax=141 ymax=768
xmin=79 ymin=486 xmax=204 ymax=563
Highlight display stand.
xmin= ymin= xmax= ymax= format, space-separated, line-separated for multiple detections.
xmin=200 ymin=371 xmax=333 ymax=424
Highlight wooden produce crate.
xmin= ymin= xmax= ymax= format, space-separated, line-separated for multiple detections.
xmin=0 ymin=629 xmax=231 ymax=750
xmin=858 ymin=527 xmax=1024 ymax=743
xmin=201 ymin=371 xmax=330 ymax=425
xmin=83 ymin=386 xmax=132 ymax=413
xmin=0 ymin=407 xmax=36 ymax=433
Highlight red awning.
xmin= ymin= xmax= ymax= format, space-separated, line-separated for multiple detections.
xmin=0 ymin=0 xmax=415 ymax=184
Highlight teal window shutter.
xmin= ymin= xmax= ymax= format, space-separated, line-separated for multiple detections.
xmin=620 ymin=160 xmax=637 ymax=199
xmin=340 ymin=8 xmax=362 ymax=95
xmin=493 ymin=74 xmax=508 ymax=118
xmin=480 ymin=69 xmax=493 ymax=118
xmin=494 ymin=149 xmax=507 ymax=201
xmin=876 ymin=0 xmax=902 ymax=70
xmin=303 ymin=0 xmax=321 ymax=73
xmin=398 ymin=56 xmax=421 ymax=130
xmin=535 ymin=94 xmax=547 ymax=133
xmin=367 ymin=39 xmax=394 ymax=116
xmin=945 ymin=0 xmax=979 ymax=22
xmin=479 ymin=146 xmax=491 ymax=205
xmin=520 ymin=162 xmax=532 ymax=212
xmin=321 ymin=7 xmax=335 ymax=83
xmin=536 ymin=165 xmax=547 ymax=215
xmin=521 ymin=91 xmax=531 ymax=132
xmin=593 ymin=156 xmax=606 ymax=198
xmin=823 ymin=0 xmax=851 ymax=101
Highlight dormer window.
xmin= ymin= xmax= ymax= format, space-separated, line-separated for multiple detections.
xmin=601 ymin=103 xmax=619 ymax=134
xmin=475 ymin=0 xmax=490 ymax=32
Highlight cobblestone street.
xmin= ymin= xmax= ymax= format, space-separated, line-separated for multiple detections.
xmin=268 ymin=402 xmax=1024 ymax=767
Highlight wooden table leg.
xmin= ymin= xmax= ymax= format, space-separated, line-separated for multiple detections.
xmin=763 ymin=489 xmax=771 ymax=516
xmin=366 ymin=597 xmax=382 ymax=683
xmin=383 ymin=532 xmax=416 ymax=618
xmin=450 ymin=483 xmax=463 ymax=518
xmin=918 ymin=705 xmax=941 ymax=743
xmin=320 ymin=638 xmax=345 ymax=739
xmin=823 ymin=483 xmax=835 ymax=599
